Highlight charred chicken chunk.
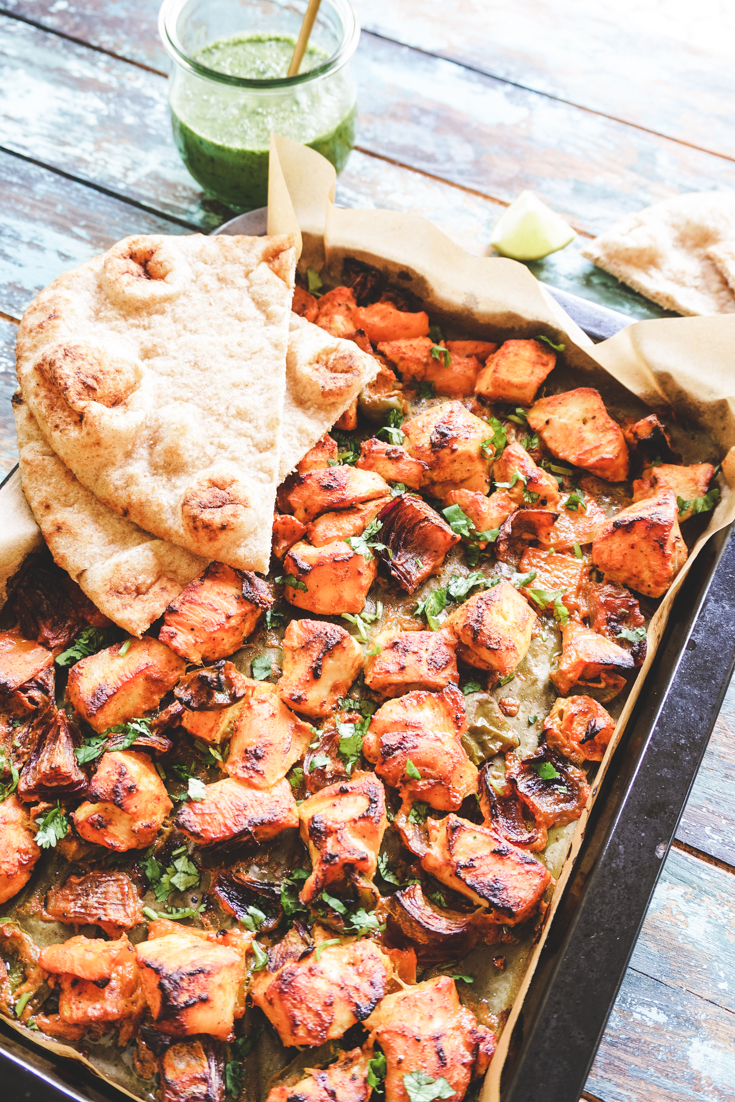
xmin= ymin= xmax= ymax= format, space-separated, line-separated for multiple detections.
xmin=507 ymin=748 xmax=590 ymax=829
xmin=66 ymin=637 xmax=185 ymax=733
xmin=541 ymin=491 xmax=608 ymax=550
xmin=283 ymin=540 xmax=377 ymax=615
xmin=297 ymin=434 xmax=339 ymax=474
xmin=250 ymin=936 xmax=393 ymax=1047
xmin=378 ymin=336 xmax=482 ymax=397
xmin=314 ymin=286 xmax=361 ymax=337
xmin=542 ymin=695 xmax=616 ymax=764
xmin=358 ymin=298 xmax=430 ymax=343
xmin=633 ymin=462 xmax=715 ymax=520
xmin=364 ymin=628 xmax=458 ymax=696
xmin=477 ymin=767 xmax=547 ymax=851
xmin=18 ymin=708 xmax=87 ymax=801
xmin=0 ymin=795 xmax=41 ymax=904
xmin=421 ymin=815 xmax=552 ymax=923
xmin=363 ymin=685 xmax=477 ymax=810
xmin=355 ymin=438 xmax=427 ymax=489
xmin=175 ymin=777 xmax=298 ymax=846
xmin=72 ymin=751 xmax=173 ymax=851
xmin=401 ymin=402 xmax=492 ymax=496
xmin=277 ymin=619 xmax=363 ymax=718
xmin=475 ymin=338 xmax=557 ymax=405
xmin=527 ymin=388 xmax=629 ymax=482
xmin=442 ymin=488 xmax=515 ymax=537
xmin=386 ymin=882 xmax=483 ymax=963
xmin=493 ymin=441 xmax=561 ymax=507
xmin=40 ymin=934 xmax=143 ymax=1030
xmin=445 ymin=580 xmax=536 ymax=676
xmin=517 ymin=547 xmax=589 ymax=616
xmin=365 ymin=975 xmax=495 ymax=1102
xmin=623 ymin=413 xmax=678 ymax=469
xmin=374 ymin=494 xmax=460 ymax=594
xmin=585 ymin=580 xmax=647 ymax=664
xmin=0 ymin=630 xmax=53 ymax=697
xmin=136 ymin=933 xmax=245 ymax=1040
xmin=293 ymin=284 xmax=319 ymax=322
xmin=175 ymin=661 xmax=249 ymax=746
xmin=266 ymin=1046 xmax=372 ymax=1102
xmin=159 ymin=1039 xmax=226 ymax=1102
xmin=160 ymin=563 xmax=272 ymax=664
xmin=299 ymin=772 xmax=388 ymax=902
xmin=551 ymin=621 xmax=635 ymax=699
xmin=591 ymin=491 xmax=688 ymax=597
xmin=226 ymin=680 xmax=312 ymax=787
xmin=286 ymin=467 xmax=390 ymax=524
xmin=306 ymin=495 xmax=391 ymax=548
xmin=272 ymin=514 xmax=307 ymax=560
xmin=45 ymin=871 xmax=144 ymax=937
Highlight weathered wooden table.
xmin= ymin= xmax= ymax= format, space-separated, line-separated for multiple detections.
xmin=1 ymin=2 xmax=734 ymax=1098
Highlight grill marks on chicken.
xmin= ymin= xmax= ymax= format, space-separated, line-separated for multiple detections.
xmin=266 ymin=1045 xmax=372 ymax=1102
xmin=446 ymin=580 xmax=536 ymax=676
xmin=225 ymin=680 xmax=312 ymax=788
xmin=591 ymin=490 xmax=688 ymax=597
xmin=277 ymin=619 xmax=363 ymax=718
xmin=0 ymin=795 xmax=41 ymax=904
xmin=175 ymin=776 xmax=298 ymax=847
xmin=72 ymin=750 xmax=173 ymax=851
xmin=364 ymin=628 xmax=458 ymax=696
xmin=528 ymin=387 xmax=630 ymax=482
xmin=283 ymin=540 xmax=377 ymax=615
xmin=402 ymin=402 xmax=492 ymax=497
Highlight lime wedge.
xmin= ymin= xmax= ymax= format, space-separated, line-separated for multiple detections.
xmin=491 ymin=191 xmax=576 ymax=261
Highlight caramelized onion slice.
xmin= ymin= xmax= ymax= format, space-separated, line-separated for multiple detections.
xmin=495 ymin=509 xmax=558 ymax=566
xmin=386 ymin=882 xmax=481 ymax=963
xmin=477 ymin=765 xmax=547 ymax=851
xmin=506 ymin=748 xmax=590 ymax=830
xmin=375 ymin=495 xmax=460 ymax=593
xmin=18 ymin=709 xmax=87 ymax=801
xmin=174 ymin=661 xmax=247 ymax=711
xmin=211 ymin=870 xmax=283 ymax=933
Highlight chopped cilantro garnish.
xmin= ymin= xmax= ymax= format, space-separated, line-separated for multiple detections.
xmin=573 ymin=541 xmax=583 ymax=559
xmin=565 ymin=488 xmax=586 ymax=512
xmin=535 ymin=334 xmax=565 ymax=352
xmin=532 ymin=761 xmax=562 ymax=780
xmin=309 ymin=753 xmax=332 ymax=773
xmin=346 ymin=518 xmax=388 ymax=561
xmin=430 ymin=344 xmax=451 ymax=368
xmin=677 ymin=488 xmax=720 ymax=517
xmin=265 ymin=608 xmax=284 ymax=630
xmin=275 ymin=573 xmax=308 ymax=591
xmin=225 ymin=1028 xmax=265 ymax=1096
xmin=417 ymin=380 xmax=435 ymax=399
xmin=75 ymin=716 xmax=152 ymax=765
xmin=314 ymin=938 xmax=341 ymax=962
xmin=250 ymin=941 xmax=268 ymax=971
xmin=35 ymin=804 xmax=69 ymax=849
xmin=367 ymin=1051 xmax=387 ymax=1089
xmin=239 ymin=905 xmax=267 ymax=932
xmin=55 ymin=627 xmax=117 ymax=668
xmin=405 ymin=759 xmax=422 ymax=780
xmin=506 ymin=407 xmax=529 ymax=426
xmin=428 ymin=324 xmax=444 ymax=343
xmin=377 ymin=409 xmax=406 ymax=446
xmin=336 ymin=713 xmax=372 ymax=773
xmin=251 ymin=653 xmax=273 ymax=681
xmin=306 ymin=267 xmax=323 ymax=296
xmin=414 ymin=587 xmax=448 ymax=631
xmin=407 ymin=801 xmax=430 ymax=824
xmin=617 ymin=626 xmax=647 ymax=643
xmin=462 ymin=681 xmax=482 ymax=695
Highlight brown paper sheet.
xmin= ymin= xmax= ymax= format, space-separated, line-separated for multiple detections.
xmin=269 ymin=136 xmax=735 ymax=1101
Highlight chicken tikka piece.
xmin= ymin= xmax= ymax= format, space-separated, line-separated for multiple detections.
xmin=0 ymin=262 xmax=723 ymax=1102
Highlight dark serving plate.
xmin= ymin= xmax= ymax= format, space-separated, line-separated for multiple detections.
xmin=2 ymin=218 xmax=733 ymax=1102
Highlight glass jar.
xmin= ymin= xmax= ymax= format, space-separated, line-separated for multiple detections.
xmin=159 ymin=0 xmax=359 ymax=211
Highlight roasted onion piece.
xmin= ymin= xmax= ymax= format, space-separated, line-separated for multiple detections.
xmin=375 ymin=495 xmax=460 ymax=593
xmin=507 ymin=748 xmax=590 ymax=829
xmin=6 ymin=552 xmax=109 ymax=650
xmin=45 ymin=870 xmax=144 ymax=937
xmin=495 ymin=508 xmax=558 ymax=566
xmin=477 ymin=765 xmax=547 ymax=851
xmin=386 ymin=882 xmax=482 ymax=963
xmin=542 ymin=695 xmax=616 ymax=764
xmin=585 ymin=581 xmax=647 ymax=665
xmin=211 ymin=870 xmax=283 ymax=933
xmin=159 ymin=1038 xmax=226 ymax=1102
xmin=18 ymin=709 xmax=86 ymax=802
xmin=174 ymin=661 xmax=248 ymax=711
xmin=551 ymin=621 xmax=635 ymax=700
xmin=623 ymin=414 xmax=679 ymax=470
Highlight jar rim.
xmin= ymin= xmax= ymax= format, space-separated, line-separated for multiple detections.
xmin=158 ymin=0 xmax=360 ymax=87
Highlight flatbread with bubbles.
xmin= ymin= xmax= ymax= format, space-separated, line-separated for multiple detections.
xmin=581 ymin=191 xmax=735 ymax=316
xmin=15 ymin=233 xmax=297 ymax=573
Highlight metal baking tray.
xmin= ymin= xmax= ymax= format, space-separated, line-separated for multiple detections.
xmin=2 ymin=227 xmax=733 ymax=1102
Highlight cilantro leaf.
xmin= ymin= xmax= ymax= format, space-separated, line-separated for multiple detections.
xmin=35 ymin=804 xmax=69 ymax=849
xmin=332 ymin=429 xmax=360 ymax=466
xmin=265 ymin=608 xmax=284 ymax=630
xmin=287 ymin=765 xmax=304 ymax=789
xmin=238 ymin=905 xmax=267 ymax=932
xmin=428 ymin=324 xmax=444 ymax=343
xmin=520 ymin=432 xmax=540 ymax=451
xmin=280 ymin=869 xmax=309 ymax=917
xmin=403 ymin=1070 xmax=455 ymax=1101
xmin=337 ymin=715 xmax=372 ymax=772
xmin=442 ymin=504 xmax=476 ymax=539
xmin=677 ymin=488 xmax=720 ymax=517
xmin=315 ymin=937 xmax=341 ymax=962
xmin=462 ymin=681 xmax=482 ymax=695
xmin=449 ymin=971 xmax=474 ymax=983
xmin=306 ymin=267 xmax=323 ymax=296
xmin=532 ymin=761 xmax=562 ymax=780
xmin=309 ymin=753 xmax=332 ymax=773
xmin=484 ymin=415 xmax=507 ymax=458
xmin=536 ymin=334 xmax=565 ymax=352
xmin=251 ymin=653 xmax=273 ymax=681
xmin=391 ymin=481 xmax=408 ymax=496
xmin=349 ymin=907 xmax=384 ymax=935
xmin=430 ymin=344 xmax=451 ymax=368
xmin=321 ymin=889 xmax=348 ymax=915
xmin=525 ymin=587 xmax=569 ymax=625
xmin=506 ymin=407 xmax=529 ymax=426
xmin=377 ymin=409 xmax=406 ymax=446
xmin=367 ymin=1051 xmax=387 ymax=1089
xmin=225 ymin=1027 xmax=265 ymax=1096
xmin=405 ymin=759 xmax=421 ymax=780
xmin=275 ymin=573 xmax=308 ymax=592
xmin=617 ymin=626 xmax=647 ymax=643
xmin=414 ymin=587 xmax=448 ymax=631
xmin=407 ymin=801 xmax=430 ymax=824
xmin=250 ymin=940 xmax=268 ymax=971
xmin=0 ymin=757 xmax=19 ymax=802
xmin=573 ymin=541 xmax=583 ymax=559
xmin=417 ymin=380 xmax=435 ymax=399
xmin=55 ymin=627 xmax=117 ymax=668
xmin=346 ymin=518 xmax=388 ymax=561
xmin=377 ymin=852 xmax=401 ymax=886
xmin=565 ymin=488 xmax=586 ymax=512
xmin=512 ymin=569 xmax=537 ymax=588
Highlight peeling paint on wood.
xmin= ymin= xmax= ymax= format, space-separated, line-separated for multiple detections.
xmin=677 ymin=695 xmax=735 ymax=869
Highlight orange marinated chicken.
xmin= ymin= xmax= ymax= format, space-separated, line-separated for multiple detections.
xmin=72 ymin=751 xmax=173 ymax=851
xmin=226 ymin=679 xmax=312 ymax=786
xmin=159 ymin=563 xmax=273 ymax=664
xmin=334 ymin=398 xmax=359 ymax=432
xmin=292 ymin=284 xmax=319 ymax=322
xmin=551 ymin=621 xmax=635 ymax=698
xmin=363 ymin=685 xmax=477 ymax=811
xmin=401 ymin=402 xmax=492 ymax=497
xmin=305 ymin=495 xmax=391 ymax=548
xmin=517 ymin=547 xmax=589 ymax=616
xmin=180 ymin=697 xmax=244 ymax=746
xmin=542 ymin=695 xmax=616 ymax=763
xmin=493 ymin=441 xmax=561 ymax=508
xmin=286 ymin=467 xmax=390 ymax=524
xmin=633 ymin=461 xmax=715 ymax=520
xmin=176 ymin=661 xmax=249 ymax=746
xmin=378 ymin=336 xmax=481 ymax=397
xmin=266 ymin=1047 xmax=372 ymax=1102
xmin=272 ymin=514 xmax=307 ymax=560
xmin=475 ymin=338 xmax=557 ymax=406
xmin=445 ymin=579 xmax=536 ymax=675
xmin=283 ymin=540 xmax=378 ymax=615
xmin=40 ymin=934 xmax=144 ymax=1031
xmin=591 ymin=491 xmax=688 ymax=597
xmin=66 ymin=637 xmax=185 ymax=733
xmin=527 ymin=388 xmax=629 ymax=482
xmin=297 ymin=434 xmax=339 ymax=474
xmin=0 ymin=795 xmax=41 ymax=904
xmin=314 ymin=286 xmax=362 ymax=337
xmin=250 ymin=936 xmax=393 ymax=1047
xmin=159 ymin=1039 xmax=227 ymax=1102
xmin=136 ymin=932 xmax=245 ymax=1040
xmin=446 ymin=339 xmax=497 ymax=362
xmin=0 ymin=630 xmax=53 ymax=696
xmin=175 ymin=777 xmax=298 ymax=846
xmin=365 ymin=976 xmax=495 ymax=1102
xmin=299 ymin=772 xmax=388 ymax=902
xmin=45 ymin=870 xmax=143 ymax=937
xmin=541 ymin=491 xmax=608 ymax=550
xmin=355 ymin=438 xmax=427 ymax=489
xmin=374 ymin=494 xmax=460 ymax=593
xmin=364 ymin=628 xmax=458 ymax=696
xmin=277 ymin=619 xmax=363 ymax=718
xmin=442 ymin=488 xmax=515 ymax=538
xmin=357 ymin=299 xmax=430 ymax=343
xmin=422 ymin=815 xmax=552 ymax=923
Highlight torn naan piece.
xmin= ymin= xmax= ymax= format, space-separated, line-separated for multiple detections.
xmin=13 ymin=395 xmax=206 ymax=637
xmin=581 ymin=191 xmax=735 ymax=316
xmin=16 ymin=233 xmax=297 ymax=572
xmin=278 ymin=313 xmax=380 ymax=480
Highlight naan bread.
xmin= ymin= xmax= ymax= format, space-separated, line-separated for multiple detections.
xmin=278 ymin=314 xmax=380 ymax=480
xmin=14 ymin=395 xmax=206 ymax=637
xmin=581 ymin=192 xmax=735 ymax=316
xmin=16 ymin=233 xmax=297 ymax=572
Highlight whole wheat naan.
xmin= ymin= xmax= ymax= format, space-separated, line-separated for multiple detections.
xmin=16 ymin=234 xmax=297 ymax=573
xmin=581 ymin=191 xmax=735 ymax=316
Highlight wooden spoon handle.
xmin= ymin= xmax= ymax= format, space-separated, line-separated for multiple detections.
xmin=287 ymin=0 xmax=323 ymax=77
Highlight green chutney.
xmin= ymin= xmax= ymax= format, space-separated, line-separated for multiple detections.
xmin=170 ymin=33 xmax=356 ymax=210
